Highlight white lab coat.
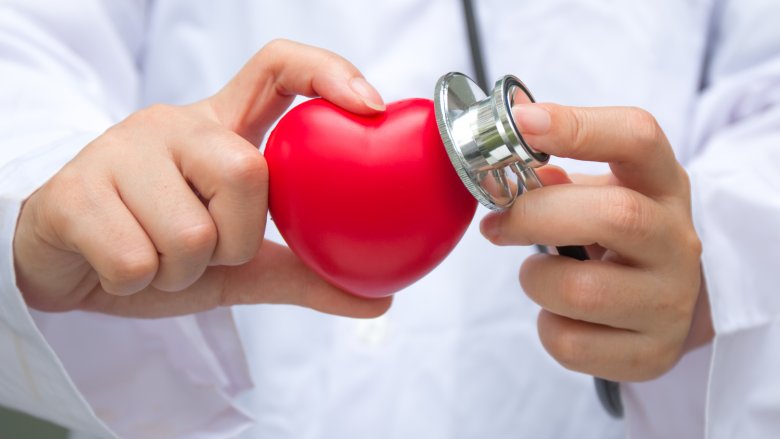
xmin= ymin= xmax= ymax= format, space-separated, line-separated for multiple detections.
xmin=0 ymin=1 xmax=778 ymax=438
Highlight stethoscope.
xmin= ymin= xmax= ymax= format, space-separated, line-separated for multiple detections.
xmin=446 ymin=0 xmax=625 ymax=419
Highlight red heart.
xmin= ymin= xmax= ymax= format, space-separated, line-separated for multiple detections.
xmin=265 ymin=98 xmax=477 ymax=298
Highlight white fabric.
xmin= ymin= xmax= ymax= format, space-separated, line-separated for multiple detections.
xmin=0 ymin=0 xmax=777 ymax=438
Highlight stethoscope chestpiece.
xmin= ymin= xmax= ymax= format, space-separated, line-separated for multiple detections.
xmin=435 ymin=72 xmax=626 ymax=419
xmin=434 ymin=72 xmax=549 ymax=211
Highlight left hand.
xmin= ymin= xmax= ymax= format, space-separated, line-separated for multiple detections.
xmin=480 ymin=103 xmax=711 ymax=381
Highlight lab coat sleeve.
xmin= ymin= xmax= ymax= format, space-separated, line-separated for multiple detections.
xmin=688 ymin=2 xmax=780 ymax=436
xmin=0 ymin=2 xmax=253 ymax=437
xmin=623 ymin=1 xmax=780 ymax=438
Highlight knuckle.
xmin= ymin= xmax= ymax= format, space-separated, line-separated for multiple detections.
xmin=99 ymin=122 xmax=128 ymax=145
xmin=129 ymin=104 xmax=178 ymax=127
xmin=685 ymin=232 xmax=703 ymax=259
xmin=518 ymin=259 xmax=536 ymax=293
xmin=603 ymin=188 xmax=652 ymax=239
xmin=559 ymin=267 xmax=604 ymax=315
xmin=504 ymin=194 xmax=538 ymax=243
xmin=47 ymin=169 xmax=101 ymax=240
xmin=172 ymin=222 xmax=218 ymax=256
xmin=626 ymin=107 xmax=664 ymax=148
xmin=261 ymin=38 xmax=293 ymax=56
xmin=320 ymin=50 xmax=346 ymax=68
xmin=635 ymin=339 xmax=680 ymax=380
xmin=102 ymin=249 xmax=158 ymax=293
xmin=45 ymin=169 xmax=80 ymax=219
xmin=548 ymin=329 xmax=588 ymax=371
xmin=113 ymin=104 xmax=183 ymax=142
xmin=539 ymin=313 xmax=589 ymax=371
xmin=565 ymin=108 xmax=591 ymax=157
xmin=50 ymin=164 xmax=87 ymax=199
xmin=146 ymin=103 xmax=179 ymax=118
xmin=221 ymin=147 xmax=268 ymax=191
xmin=676 ymin=164 xmax=692 ymax=190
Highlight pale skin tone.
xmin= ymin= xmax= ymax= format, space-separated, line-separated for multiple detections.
xmin=13 ymin=39 xmax=391 ymax=319
xmin=482 ymin=104 xmax=714 ymax=381
xmin=14 ymin=38 xmax=712 ymax=382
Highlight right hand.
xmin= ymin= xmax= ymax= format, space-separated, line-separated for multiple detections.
xmin=13 ymin=39 xmax=392 ymax=319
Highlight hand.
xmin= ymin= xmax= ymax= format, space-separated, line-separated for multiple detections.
xmin=480 ymin=103 xmax=712 ymax=381
xmin=13 ymin=39 xmax=391 ymax=319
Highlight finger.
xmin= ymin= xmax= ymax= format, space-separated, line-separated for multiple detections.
xmin=171 ymin=125 xmax=268 ymax=266
xmin=113 ymin=157 xmax=217 ymax=292
xmin=535 ymin=165 xmax=571 ymax=186
xmin=534 ymin=168 xmax=631 ymax=259
xmin=537 ymin=310 xmax=678 ymax=381
xmin=481 ymin=184 xmax=667 ymax=264
xmin=569 ymin=173 xmax=614 ymax=186
xmin=520 ymin=253 xmax=668 ymax=331
xmin=80 ymin=241 xmax=392 ymax=319
xmin=512 ymin=103 xmax=685 ymax=198
xmin=535 ymin=166 xmax=614 ymax=188
xmin=57 ymin=180 xmax=159 ymax=296
xmin=225 ymin=241 xmax=394 ymax=317
xmin=210 ymin=39 xmax=385 ymax=144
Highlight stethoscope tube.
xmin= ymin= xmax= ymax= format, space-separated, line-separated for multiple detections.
xmin=458 ymin=0 xmax=624 ymax=419
xmin=557 ymin=245 xmax=624 ymax=419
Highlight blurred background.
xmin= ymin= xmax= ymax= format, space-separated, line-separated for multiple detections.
xmin=0 ymin=405 xmax=67 ymax=438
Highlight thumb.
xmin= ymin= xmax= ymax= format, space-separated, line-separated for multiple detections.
xmin=79 ymin=240 xmax=392 ymax=319
xmin=224 ymin=241 xmax=393 ymax=318
xmin=208 ymin=39 xmax=385 ymax=145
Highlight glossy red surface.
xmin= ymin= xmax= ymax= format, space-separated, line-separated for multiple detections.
xmin=265 ymin=98 xmax=477 ymax=298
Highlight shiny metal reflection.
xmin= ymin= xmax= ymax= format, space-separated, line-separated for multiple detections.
xmin=434 ymin=72 xmax=548 ymax=211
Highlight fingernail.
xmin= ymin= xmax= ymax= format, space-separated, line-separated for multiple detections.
xmin=480 ymin=214 xmax=502 ymax=242
xmin=512 ymin=104 xmax=551 ymax=135
xmin=350 ymin=77 xmax=386 ymax=111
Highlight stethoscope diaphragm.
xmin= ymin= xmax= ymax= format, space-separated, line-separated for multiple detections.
xmin=434 ymin=72 xmax=548 ymax=211
xmin=434 ymin=72 xmax=625 ymax=419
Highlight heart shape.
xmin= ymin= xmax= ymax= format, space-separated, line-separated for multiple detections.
xmin=265 ymin=98 xmax=477 ymax=298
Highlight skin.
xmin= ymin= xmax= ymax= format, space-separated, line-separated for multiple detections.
xmin=14 ymin=38 xmax=710 ymax=382
xmin=481 ymin=103 xmax=714 ymax=382
xmin=13 ymin=39 xmax=391 ymax=319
